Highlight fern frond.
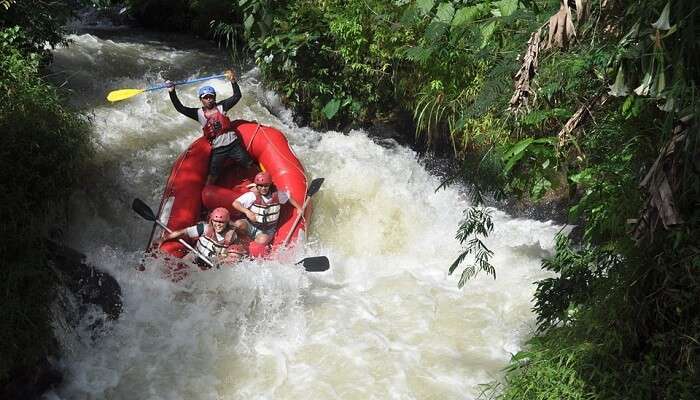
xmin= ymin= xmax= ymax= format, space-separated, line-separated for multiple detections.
xmin=450 ymin=205 xmax=497 ymax=286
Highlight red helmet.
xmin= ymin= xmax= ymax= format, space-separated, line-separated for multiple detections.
xmin=209 ymin=207 xmax=230 ymax=223
xmin=254 ymin=172 xmax=272 ymax=186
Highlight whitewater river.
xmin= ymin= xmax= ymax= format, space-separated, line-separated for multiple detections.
xmin=46 ymin=28 xmax=561 ymax=400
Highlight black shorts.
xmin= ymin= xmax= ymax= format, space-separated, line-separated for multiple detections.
xmin=209 ymin=140 xmax=255 ymax=177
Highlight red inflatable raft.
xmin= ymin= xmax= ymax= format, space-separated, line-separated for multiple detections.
xmin=150 ymin=120 xmax=310 ymax=260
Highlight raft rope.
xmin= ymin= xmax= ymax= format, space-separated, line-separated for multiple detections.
xmin=246 ymin=123 xmax=262 ymax=153
xmin=245 ymin=123 xmax=307 ymax=185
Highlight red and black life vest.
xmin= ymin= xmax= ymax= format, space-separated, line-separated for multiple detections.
xmin=249 ymin=192 xmax=281 ymax=229
xmin=201 ymin=108 xmax=234 ymax=142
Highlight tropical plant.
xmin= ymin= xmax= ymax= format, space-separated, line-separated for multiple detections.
xmin=494 ymin=0 xmax=700 ymax=397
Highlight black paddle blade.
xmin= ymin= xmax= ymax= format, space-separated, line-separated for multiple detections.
xmin=297 ymin=256 xmax=330 ymax=272
xmin=307 ymin=178 xmax=324 ymax=197
xmin=132 ymin=198 xmax=157 ymax=222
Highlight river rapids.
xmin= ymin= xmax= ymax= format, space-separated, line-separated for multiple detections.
xmin=45 ymin=28 xmax=561 ymax=400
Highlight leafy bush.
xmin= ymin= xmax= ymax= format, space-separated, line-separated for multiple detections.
xmin=494 ymin=0 xmax=700 ymax=397
xmin=533 ymin=236 xmax=623 ymax=332
xmin=242 ymin=0 xmax=415 ymax=128
xmin=495 ymin=334 xmax=596 ymax=400
xmin=0 ymin=26 xmax=92 ymax=382
xmin=0 ymin=0 xmax=73 ymax=57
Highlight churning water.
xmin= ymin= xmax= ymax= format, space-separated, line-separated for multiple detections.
xmin=46 ymin=28 xmax=561 ymax=400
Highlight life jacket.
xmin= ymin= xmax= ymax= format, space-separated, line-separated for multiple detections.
xmin=194 ymin=222 xmax=237 ymax=259
xmin=201 ymin=107 xmax=234 ymax=143
xmin=249 ymin=192 xmax=281 ymax=229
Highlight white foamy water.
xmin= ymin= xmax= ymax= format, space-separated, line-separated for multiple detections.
xmin=47 ymin=30 xmax=561 ymax=399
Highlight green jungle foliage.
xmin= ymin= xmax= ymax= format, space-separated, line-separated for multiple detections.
xmin=484 ymin=1 xmax=698 ymax=398
xmin=0 ymin=5 xmax=93 ymax=383
xmin=0 ymin=0 xmax=73 ymax=57
xmin=214 ymin=0 xmax=420 ymax=129
xmin=214 ymin=0 xmax=542 ymax=134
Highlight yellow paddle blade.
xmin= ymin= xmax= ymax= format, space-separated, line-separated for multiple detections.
xmin=106 ymin=88 xmax=145 ymax=102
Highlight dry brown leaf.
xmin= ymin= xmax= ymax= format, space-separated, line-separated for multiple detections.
xmin=556 ymin=95 xmax=607 ymax=150
xmin=509 ymin=30 xmax=541 ymax=113
xmin=511 ymin=1 xmax=589 ymax=113
xmin=557 ymin=105 xmax=588 ymax=148
xmin=575 ymin=0 xmax=590 ymax=23
xmin=547 ymin=1 xmax=574 ymax=48
xmin=546 ymin=0 xmax=590 ymax=49
xmin=633 ymin=120 xmax=692 ymax=244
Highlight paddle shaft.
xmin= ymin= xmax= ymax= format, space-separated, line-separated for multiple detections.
xmin=154 ymin=221 xmax=216 ymax=269
xmin=107 ymin=74 xmax=230 ymax=102
xmin=281 ymin=178 xmax=323 ymax=247
xmin=144 ymin=201 xmax=162 ymax=253
xmin=282 ymin=196 xmax=310 ymax=247
xmin=145 ymin=74 xmax=227 ymax=92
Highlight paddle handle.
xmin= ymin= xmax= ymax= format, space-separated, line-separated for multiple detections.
xmin=282 ymin=196 xmax=310 ymax=247
xmin=154 ymin=221 xmax=216 ymax=269
xmin=145 ymin=74 xmax=227 ymax=92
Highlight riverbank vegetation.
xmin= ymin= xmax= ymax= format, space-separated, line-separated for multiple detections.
xmin=0 ymin=0 xmax=93 ymax=386
xmin=124 ymin=0 xmax=699 ymax=397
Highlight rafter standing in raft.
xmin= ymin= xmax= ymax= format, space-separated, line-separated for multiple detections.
xmin=166 ymin=69 xmax=256 ymax=186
